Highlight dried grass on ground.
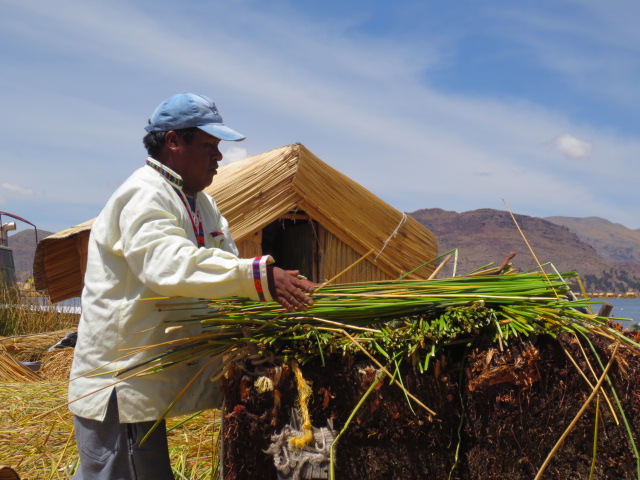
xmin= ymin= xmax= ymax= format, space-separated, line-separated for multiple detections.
xmin=0 ymin=347 xmax=222 ymax=480
xmin=0 ymin=381 xmax=77 ymax=479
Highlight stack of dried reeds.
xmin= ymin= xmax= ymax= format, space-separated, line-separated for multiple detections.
xmin=0 ymin=331 xmax=75 ymax=382
xmin=0 ymin=381 xmax=221 ymax=479
xmin=0 ymin=330 xmax=69 ymax=362
xmin=33 ymin=221 xmax=92 ymax=303
xmin=0 ymin=345 xmax=39 ymax=382
xmin=41 ymin=348 xmax=74 ymax=381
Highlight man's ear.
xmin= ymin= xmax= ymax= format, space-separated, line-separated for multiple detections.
xmin=165 ymin=130 xmax=181 ymax=151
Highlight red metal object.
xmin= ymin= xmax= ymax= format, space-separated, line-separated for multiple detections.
xmin=0 ymin=211 xmax=38 ymax=244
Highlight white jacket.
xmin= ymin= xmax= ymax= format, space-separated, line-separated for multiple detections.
xmin=69 ymin=158 xmax=273 ymax=422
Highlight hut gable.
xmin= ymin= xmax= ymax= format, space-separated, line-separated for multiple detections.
xmin=34 ymin=144 xmax=437 ymax=302
xmin=208 ymin=143 xmax=438 ymax=284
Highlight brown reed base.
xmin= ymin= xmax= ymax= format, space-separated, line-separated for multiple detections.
xmin=220 ymin=332 xmax=640 ymax=480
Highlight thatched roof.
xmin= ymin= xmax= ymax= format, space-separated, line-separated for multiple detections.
xmin=34 ymin=143 xmax=437 ymax=302
xmin=207 ymin=143 xmax=437 ymax=279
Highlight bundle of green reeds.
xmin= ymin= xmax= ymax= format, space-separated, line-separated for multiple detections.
xmin=127 ymin=269 xmax=637 ymax=379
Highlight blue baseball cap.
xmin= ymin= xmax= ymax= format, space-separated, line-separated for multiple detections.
xmin=144 ymin=93 xmax=245 ymax=141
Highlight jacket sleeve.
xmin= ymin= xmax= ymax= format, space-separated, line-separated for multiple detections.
xmin=104 ymin=188 xmax=273 ymax=302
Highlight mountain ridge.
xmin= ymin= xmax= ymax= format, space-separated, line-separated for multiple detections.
xmin=409 ymin=208 xmax=640 ymax=293
xmin=5 ymin=210 xmax=640 ymax=294
xmin=6 ymin=229 xmax=53 ymax=282
xmin=545 ymin=215 xmax=640 ymax=263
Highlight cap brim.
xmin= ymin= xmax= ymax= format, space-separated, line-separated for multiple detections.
xmin=198 ymin=124 xmax=246 ymax=141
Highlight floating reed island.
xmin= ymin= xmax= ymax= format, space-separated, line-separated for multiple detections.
xmin=30 ymin=143 xmax=640 ymax=478
xmin=124 ymin=263 xmax=640 ymax=480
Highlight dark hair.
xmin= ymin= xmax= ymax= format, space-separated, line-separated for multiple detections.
xmin=142 ymin=127 xmax=201 ymax=158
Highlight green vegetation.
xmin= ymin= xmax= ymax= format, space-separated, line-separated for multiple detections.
xmin=124 ymin=270 xmax=636 ymax=381
xmin=583 ymin=267 xmax=640 ymax=294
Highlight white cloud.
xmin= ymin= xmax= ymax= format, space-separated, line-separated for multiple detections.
xmin=553 ymin=134 xmax=593 ymax=160
xmin=220 ymin=145 xmax=249 ymax=165
xmin=1 ymin=183 xmax=34 ymax=196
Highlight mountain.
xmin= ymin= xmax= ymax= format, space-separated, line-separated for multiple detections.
xmin=545 ymin=216 xmax=640 ymax=263
xmin=6 ymin=229 xmax=53 ymax=282
xmin=5 ymin=210 xmax=640 ymax=294
xmin=409 ymin=208 xmax=640 ymax=293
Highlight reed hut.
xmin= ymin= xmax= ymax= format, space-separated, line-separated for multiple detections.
xmin=33 ymin=143 xmax=437 ymax=302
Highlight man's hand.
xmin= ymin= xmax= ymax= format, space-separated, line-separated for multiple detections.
xmin=267 ymin=266 xmax=318 ymax=312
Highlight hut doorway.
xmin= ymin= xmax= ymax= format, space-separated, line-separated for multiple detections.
xmin=261 ymin=213 xmax=319 ymax=282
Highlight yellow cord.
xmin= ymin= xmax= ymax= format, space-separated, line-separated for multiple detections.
xmin=290 ymin=361 xmax=314 ymax=448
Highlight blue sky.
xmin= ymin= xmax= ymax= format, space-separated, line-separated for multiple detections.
xmin=1 ymin=0 xmax=639 ymax=236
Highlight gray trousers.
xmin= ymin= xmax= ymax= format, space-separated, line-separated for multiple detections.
xmin=72 ymin=390 xmax=173 ymax=480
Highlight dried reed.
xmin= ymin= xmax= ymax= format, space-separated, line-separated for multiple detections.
xmin=0 ymin=381 xmax=221 ymax=479
xmin=0 ymin=346 xmax=39 ymax=382
xmin=0 ymin=331 xmax=70 ymax=362
xmin=41 ymin=348 xmax=74 ymax=381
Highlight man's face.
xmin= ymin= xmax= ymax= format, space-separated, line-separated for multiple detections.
xmin=166 ymin=130 xmax=223 ymax=195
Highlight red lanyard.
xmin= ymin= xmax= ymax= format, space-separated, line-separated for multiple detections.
xmin=176 ymin=191 xmax=205 ymax=248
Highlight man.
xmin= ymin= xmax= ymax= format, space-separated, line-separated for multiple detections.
xmin=69 ymin=93 xmax=315 ymax=479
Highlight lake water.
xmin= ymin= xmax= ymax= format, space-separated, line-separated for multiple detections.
xmin=593 ymin=298 xmax=640 ymax=325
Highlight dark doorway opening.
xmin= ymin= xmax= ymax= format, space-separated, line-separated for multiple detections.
xmin=261 ymin=214 xmax=318 ymax=281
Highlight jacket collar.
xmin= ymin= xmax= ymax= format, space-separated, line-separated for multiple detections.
xmin=145 ymin=157 xmax=184 ymax=189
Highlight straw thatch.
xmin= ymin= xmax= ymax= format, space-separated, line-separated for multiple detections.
xmin=33 ymin=143 xmax=437 ymax=302
xmin=205 ymin=144 xmax=437 ymax=283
